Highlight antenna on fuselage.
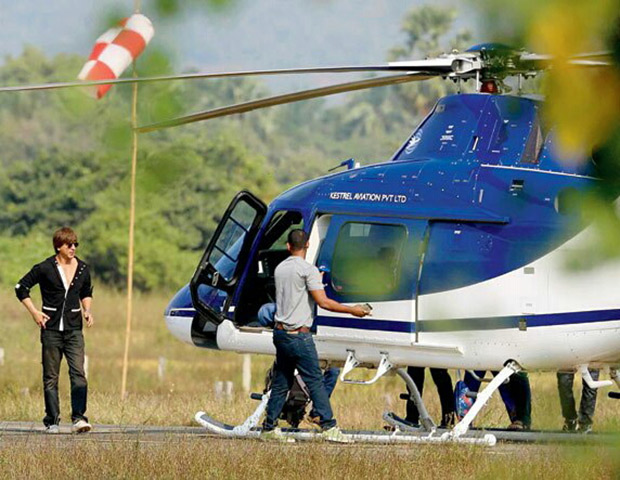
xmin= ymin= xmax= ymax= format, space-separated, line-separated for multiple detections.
xmin=328 ymin=158 xmax=359 ymax=172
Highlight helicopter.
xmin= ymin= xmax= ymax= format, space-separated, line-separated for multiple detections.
xmin=152 ymin=44 xmax=620 ymax=441
xmin=3 ymin=42 xmax=619 ymax=443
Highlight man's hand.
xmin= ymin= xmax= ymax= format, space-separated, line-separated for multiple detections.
xmin=32 ymin=310 xmax=50 ymax=328
xmin=84 ymin=310 xmax=94 ymax=328
xmin=349 ymin=305 xmax=370 ymax=318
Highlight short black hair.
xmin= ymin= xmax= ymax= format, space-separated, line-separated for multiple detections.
xmin=287 ymin=229 xmax=308 ymax=251
xmin=53 ymin=227 xmax=78 ymax=253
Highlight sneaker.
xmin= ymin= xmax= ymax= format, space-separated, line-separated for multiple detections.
xmin=440 ymin=412 xmax=456 ymax=429
xmin=507 ymin=420 xmax=530 ymax=431
xmin=72 ymin=419 xmax=92 ymax=434
xmin=563 ymin=419 xmax=578 ymax=432
xmin=260 ymin=427 xmax=295 ymax=443
xmin=46 ymin=424 xmax=60 ymax=434
xmin=577 ymin=423 xmax=593 ymax=434
xmin=321 ymin=426 xmax=353 ymax=444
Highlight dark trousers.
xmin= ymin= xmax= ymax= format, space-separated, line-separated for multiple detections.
xmin=465 ymin=370 xmax=531 ymax=427
xmin=264 ymin=330 xmax=336 ymax=431
xmin=557 ymin=370 xmax=599 ymax=426
xmin=406 ymin=367 xmax=454 ymax=424
xmin=41 ymin=329 xmax=88 ymax=426
xmin=309 ymin=367 xmax=340 ymax=418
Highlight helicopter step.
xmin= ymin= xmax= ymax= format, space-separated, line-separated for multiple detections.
xmin=339 ymin=350 xmax=393 ymax=385
xmin=194 ymin=410 xmax=496 ymax=446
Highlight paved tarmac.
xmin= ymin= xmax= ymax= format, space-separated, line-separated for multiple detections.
xmin=0 ymin=420 xmax=615 ymax=446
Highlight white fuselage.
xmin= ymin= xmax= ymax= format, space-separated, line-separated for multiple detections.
xmin=166 ymin=224 xmax=620 ymax=372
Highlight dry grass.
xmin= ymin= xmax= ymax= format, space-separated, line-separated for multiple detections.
xmin=0 ymin=437 xmax=619 ymax=480
xmin=1 ymin=289 xmax=619 ymax=478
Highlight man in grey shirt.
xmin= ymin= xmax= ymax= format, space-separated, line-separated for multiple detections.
xmin=261 ymin=229 xmax=369 ymax=443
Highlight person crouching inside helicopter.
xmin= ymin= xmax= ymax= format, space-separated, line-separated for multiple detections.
xmin=258 ymin=302 xmax=340 ymax=425
xmin=260 ymin=229 xmax=370 ymax=443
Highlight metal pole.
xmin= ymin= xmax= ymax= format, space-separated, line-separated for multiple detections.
xmin=120 ymin=0 xmax=142 ymax=400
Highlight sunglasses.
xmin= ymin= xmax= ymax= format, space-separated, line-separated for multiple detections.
xmin=66 ymin=242 xmax=80 ymax=248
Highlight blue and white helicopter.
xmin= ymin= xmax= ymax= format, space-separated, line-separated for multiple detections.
xmin=151 ymin=44 xmax=620 ymax=443
xmin=6 ymin=44 xmax=616 ymax=443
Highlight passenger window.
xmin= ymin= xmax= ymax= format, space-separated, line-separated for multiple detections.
xmin=331 ymin=222 xmax=407 ymax=296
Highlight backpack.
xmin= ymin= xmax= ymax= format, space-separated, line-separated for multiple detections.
xmin=265 ymin=362 xmax=311 ymax=428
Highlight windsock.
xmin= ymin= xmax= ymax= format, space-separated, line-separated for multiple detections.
xmin=78 ymin=14 xmax=154 ymax=99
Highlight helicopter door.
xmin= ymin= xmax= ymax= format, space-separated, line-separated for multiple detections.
xmin=190 ymin=191 xmax=267 ymax=325
xmin=315 ymin=216 xmax=428 ymax=343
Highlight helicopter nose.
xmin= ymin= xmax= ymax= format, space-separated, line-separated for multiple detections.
xmin=164 ymin=284 xmax=220 ymax=349
xmin=164 ymin=290 xmax=194 ymax=345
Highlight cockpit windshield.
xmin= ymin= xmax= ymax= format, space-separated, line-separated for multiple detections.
xmin=393 ymin=94 xmax=544 ymax=166
xmin=395 ymin=95 xmax=480 ymax=160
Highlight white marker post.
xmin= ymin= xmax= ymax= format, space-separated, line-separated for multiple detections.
xmin=158 ymin=356 xmax=166 ymax=381
xmin=242 ymin=354 xmax=252 ymax=393
xmin=0 ymin=348 xmax=4 ymax=366
xmin=215 ymin=381 xmax=224 ymax=401
xmin=226 ymin=381 xmax=234 ymax=401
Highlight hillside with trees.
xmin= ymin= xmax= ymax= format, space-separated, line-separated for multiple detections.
xmin=0 ymin=6 xmax=470 ymax=291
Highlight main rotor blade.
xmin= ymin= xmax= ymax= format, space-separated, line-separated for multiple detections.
xmin=0 ymin=64 xmax=440 ymax=94
xmin=136 ymin=72 xmax=433 ymax=133
xmin=520 ymin=51 xmax=613 ymax=67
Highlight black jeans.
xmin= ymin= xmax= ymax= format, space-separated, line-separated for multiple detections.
xmin=557 ymin=370 xmax=599 ymax=426
xmin=263 ymin=330 xmax=336 ymax=431
xmin=406 ymin=367 xmax=454 ymax=424
xmin=41 ymin=329 xmax=88 ymax=426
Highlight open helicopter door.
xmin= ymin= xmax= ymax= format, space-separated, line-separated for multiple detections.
xmin=190 ymin=191 xmax=267 ymax=325
xmin=313 ymin=215 xmax=429 ymax=346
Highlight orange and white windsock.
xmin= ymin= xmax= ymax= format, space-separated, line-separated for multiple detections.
xmin=78 ymin=14 xmax=154 ymax=99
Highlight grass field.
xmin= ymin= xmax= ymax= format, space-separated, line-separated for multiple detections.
xmin=1 ymin=288 xmax=619 ymax=478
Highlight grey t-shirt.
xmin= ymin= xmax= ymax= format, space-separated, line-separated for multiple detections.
xmin=274 ymin=255 xmax=324 ymax=330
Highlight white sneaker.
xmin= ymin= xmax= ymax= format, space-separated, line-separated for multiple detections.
xmin=321 ymin=426 xmax=353 ymax=443
xmin=72 ymin=419 xmax=92 ymax=434
xmin=46 ymin=424 xmax=60 ymax=434
xmin=260 ymin=427 xmax=295 ymax=443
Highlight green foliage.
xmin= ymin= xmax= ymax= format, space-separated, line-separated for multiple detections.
xmin=0 ymin=232 xmax=51 ymax=286
xmin=0 ymin=150 xmax=123 ymax=236
xmin=0 ymin=4 xmax=471 ymax=291
xmin=319 ymin=5 xmax=473 ymax=144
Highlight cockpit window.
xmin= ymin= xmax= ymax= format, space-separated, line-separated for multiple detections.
xmin=394 ymin=97 xmax=479 ymax=161
xmin=520 ymin=114 xmax=544 ymax=164
xmin=262 ymin=211 xmax=304 ymax=251
xmin=394 ymin=95 xmax=544 ymax=166
xmin=481 ymin=96 xmax=541 ymax=164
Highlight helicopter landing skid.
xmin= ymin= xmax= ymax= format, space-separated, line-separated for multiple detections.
xmin=382 ymin=411 xmax=612 ymax=444
xmin=194 ymin=410 xmax=496 ymax=446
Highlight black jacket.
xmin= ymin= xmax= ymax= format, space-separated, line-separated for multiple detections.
xmin=15 ymin=255 xmax=93 ymax=331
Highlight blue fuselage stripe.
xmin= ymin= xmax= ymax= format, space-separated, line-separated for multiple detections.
xmin=316 ymin=309 xmax=620 ymax=333
xmin=168 ymin=309 xmax=196 ymax=318
xmin=316 ymin=316 xmax=416 ymax=333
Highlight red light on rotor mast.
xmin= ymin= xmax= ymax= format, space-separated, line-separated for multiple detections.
xmin=480 ymin=80 xmax=499 ymax=94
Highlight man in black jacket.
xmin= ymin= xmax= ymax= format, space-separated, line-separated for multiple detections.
xmin=15 ymin=227 xmax=94 ymax=434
